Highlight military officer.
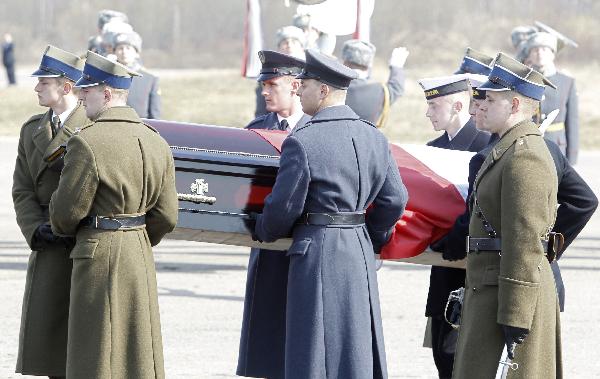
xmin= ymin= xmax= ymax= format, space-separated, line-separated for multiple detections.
xmin=452 ymin=53 xmax=561 ymax=378
xmin=252 ymin=49 xmax=408 ymax=379
xmin=237 ymin=50 xmax=309 ymax=379
xmin=418 ymin=70 xmax=491 ymax=379
xmin=521 ymin=31 xmax=579 ymax=164
xmin=254 ymin=26 xmax=306 ymax=117
xmin=49 ymin=51 xmax=178 ymax=378
xmin=113 ymin=30 xmax=162 ymax=119
xmin=343 ymin=39 xmax=409 ymax=128
xmin=13 ymin=45 xmax=87 ymax=379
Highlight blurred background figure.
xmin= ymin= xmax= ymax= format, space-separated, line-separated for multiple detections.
xmin=88 ymin=9 xmax=129 ymax=56
xmin=254 ymin=25 xmax=306 ymax=117
xmin=113 ymin=31 xmax=161 ymax=119
xmin=511 ymin=22 xmax=580 ymax=164
xmin=2 ymin=33 xmax=16 ymax=86
xmin=342 ymin=39 xmax=408 ymax=128
xmin=293 ymin=12 xmax=336 ymax=55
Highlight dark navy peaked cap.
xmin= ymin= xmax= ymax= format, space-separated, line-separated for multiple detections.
xmin=31 ymin=45 xmax=84 ymax=82
xmin=257 ymin=50 xmax=305 ymax=82
xmin=455 ymin=47 xmax=494 ymax=75
xmin=296 ymin=49 xmax=357 ymax=90
xmin=479 ymin=52 xmax=556 ymax=101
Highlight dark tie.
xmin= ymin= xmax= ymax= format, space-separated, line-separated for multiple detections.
xmin=279 ymin=119 xmax=289 ymax=131
xmin=51 ymin=114 xmax=61 ymax=137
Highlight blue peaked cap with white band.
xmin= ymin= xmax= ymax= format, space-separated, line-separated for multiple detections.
xmin=478 ymin=52 xmax=555 ymax=101
xmin=75 ymin=50 xmax=141 ymax=89
xmin=31 ymin=45 xmax=84 ymax=82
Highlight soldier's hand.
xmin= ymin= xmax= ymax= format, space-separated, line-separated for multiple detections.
xmin=501 ymin=324 xmax=529 ymax=359
xmin=429 ymin=236 xmax=447 ymax=253
xmin=389 ymin=47 xmax=409 ymax=68
xmin=32 ymin=223 xmax=60 ymax=250
xmin=247 ymin=212 xmax=263 ymax=243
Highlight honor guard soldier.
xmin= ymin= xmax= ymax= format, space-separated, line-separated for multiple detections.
xmin=13 ymin=45 xmax=88 ymax=379
xmin=251 ymin=49 xmax=408 ymax=379
xmin=113 ymin=31 xmax=162 ymax=119
xmin=49 ymin=51 xmax=178 ymax=379
xmin=237 ymin=50 xmax=309 ymax=379
xmin=417 ymin=69 xmax=491 ymax=379
xmin=521 ymin=31 xmax=579 ymax=164
xmin=343 ymin=39 xmax=409 ymax=128
xmin=452 ymin=53 xmax=562 ymax=378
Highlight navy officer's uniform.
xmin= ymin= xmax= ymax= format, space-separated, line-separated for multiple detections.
xmin=419 ymin=64 xmax=491 ymax=379
xmin=253 ymin=49 xmax=408 ymax=379
xmin=237 ymin=50 xmax=310 ymax=379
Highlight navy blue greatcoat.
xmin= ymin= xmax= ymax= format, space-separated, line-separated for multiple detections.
xmin=254 ymin=105 xmax=408 ymax=379
xmin=237 ymin=111 xmax=310 ymax=379
xmin=127 ymin=67 xmax=161 ymax=119
xmin=541 ymin=72 xmax=578 ymax=164
xmin=424 ymin=118 xmax=490 ymax=378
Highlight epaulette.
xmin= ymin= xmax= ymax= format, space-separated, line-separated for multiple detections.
xmin=245 ymin=114 xmax=269 ymax=129
xmin=143 ymin=122 xmax=159 ymax=134
xmin=23 ymin=113 xmax=45 ymax=128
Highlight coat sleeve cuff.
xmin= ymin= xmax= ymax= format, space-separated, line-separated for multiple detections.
xmin=497 ymin=276 xmax=539 ymax=329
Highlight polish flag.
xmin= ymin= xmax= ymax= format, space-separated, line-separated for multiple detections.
xmin=252 ymin=130 xmax=473 ymax=263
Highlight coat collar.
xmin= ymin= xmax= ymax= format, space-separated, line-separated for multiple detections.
xmin=31 ymin=110 xmax=53 ymax=156
xmin=475 ymin=120 xmax=541 ymax=188
xmin=448 ymin=118 xmax=479 ymax=150
xmin=310 ymin=104 xmax=360 ymax=123
xmin=93 ymin=106 xmax=141 ymax=124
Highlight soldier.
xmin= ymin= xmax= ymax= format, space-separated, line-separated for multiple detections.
xmin=2 ymin=33 xmax=16 ymax=85
xmin=521 ymin=31 xmax=579 ymax=164
xmin=113 ymin=30 xmax=161 ymax=119
xmin=418 ymin=71 xmax=490 ymax=379
xmin=88 ymin=9 xmax=129 ymax=56
xmin=342 ymin=39 xmax=409 ymax=128
xmin=452 ymin=53 xmax=561 ymax=378
xmin=237 ymin=50 xmax=309 ymax=379
xmin=13 ymin=45 xmax=87 ymax=379
xmin=254 ymin=26 xmax=306 ymax=117
xmin=49 ymin=51 xmax=178 ymax=378
xmin=251 ymin=49 xmax=408 ymax=378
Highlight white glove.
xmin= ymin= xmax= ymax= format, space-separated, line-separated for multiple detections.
xmin=389 ymin=47 xmax=409 ymax=68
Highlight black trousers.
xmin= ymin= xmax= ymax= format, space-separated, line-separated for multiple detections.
xmin=5 ymin=63 xmax=16 ymax=84
xmin=431 ymin=315 xmax=458 ymax=379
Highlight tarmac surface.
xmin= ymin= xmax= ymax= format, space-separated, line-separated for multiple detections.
xmin=0 ymin=136 xmax=598 ymax=378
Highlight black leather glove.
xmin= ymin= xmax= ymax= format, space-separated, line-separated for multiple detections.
xmin=501 ymin=324 xmax=529 ymax=359
xmin=430 ymin=236 xmax=447 ymax=253
xmin=32 ymin=223 xmax=60 ymax=250
xmin=247 ymin=212 xmax=263 ymax=243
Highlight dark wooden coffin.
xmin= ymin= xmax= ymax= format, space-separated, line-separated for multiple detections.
xmin=147 ymin=120 xmax=465 ymax=268
xmin=148 ymin=120 xmax=292 ymax=251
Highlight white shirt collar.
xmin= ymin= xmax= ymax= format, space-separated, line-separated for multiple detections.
xmin=277 ymin=109 xmax=305 ymax=130
xmin=54 ymin=104 xmax=77 ymax=126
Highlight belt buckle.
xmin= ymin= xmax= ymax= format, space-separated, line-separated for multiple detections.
xmin=465 ymin=235 xmax=470 ymax=254
xmin=325 ymin=214 xmax=335 ymax=224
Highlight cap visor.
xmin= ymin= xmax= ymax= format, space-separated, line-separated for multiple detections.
xmin=74 ymin=76 xmax=101 ymax=88
xmin=257 ymin=73 xmax=279 ymax=82
xmin=30 ymin=68 xmax=60 ymax=78
xmin=478 ymin=80 xmax=510 ymax=92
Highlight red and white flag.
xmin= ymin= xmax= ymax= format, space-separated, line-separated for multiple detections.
xmin=242 ymin=0 xmax=263 ymax=78
xmin=251 ymin=130 xmax=474 ymax=261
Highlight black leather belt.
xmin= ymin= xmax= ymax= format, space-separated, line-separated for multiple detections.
xmin=298 ymin=212 xmax=365 ymax=226
xmin=80 ymin=215 xmax=146 ymax=230
xmin=467 ymin=237 xmax=548 ymax=253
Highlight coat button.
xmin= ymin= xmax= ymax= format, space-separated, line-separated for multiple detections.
xmin=472 ymin=287 xmax=477 ymax=292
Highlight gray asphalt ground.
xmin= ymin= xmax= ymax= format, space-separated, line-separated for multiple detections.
xmin=1 ymin=135 xmax=599 ymax=378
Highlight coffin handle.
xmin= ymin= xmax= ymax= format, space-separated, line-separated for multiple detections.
xmin=177 ymin=193 xmax=217 ymax=204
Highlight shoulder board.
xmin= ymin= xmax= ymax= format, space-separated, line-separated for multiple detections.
xmin=72 ymin=121 xmax=95 ymax=136
xmin=143 ymin=122 xmax=159 ymax=134
xmin=245 ymin=114 xmax=269 ymax=129
xmin=359 ymin=118 xmax=377 ymax=128
xmin=23 ymin=113 xmax=45 ymax=127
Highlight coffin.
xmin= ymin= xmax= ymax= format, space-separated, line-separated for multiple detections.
xmin=147 ymin=120 xmax=467 ymax=269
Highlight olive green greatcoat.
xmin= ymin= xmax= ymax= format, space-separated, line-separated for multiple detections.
xmin=452 ymin=120 xmax=562 ymax=379
xmin=49 ymin=106 xmax=178 ymax=379
xmin=13 ymin=105 xmax=89 ymax=376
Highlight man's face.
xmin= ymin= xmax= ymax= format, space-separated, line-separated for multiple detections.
xmin=296 ymin=79 xmax=322 ymax=116
xmin=79 ymin=85 xmax=107 ymax=119
xmin=261 ymin=76 xmax=296 ymax=114
xmin=479 ymin=91 xmax=513 ymax=133
xmin=526 ymin=46 xmax=555 ymax=69
xmin=278 ymin=38 xmax=304 ymax=59
xmin=425 ymin=96 xmax=454 ymax=132
xmin=469 ymin=98 xmax=485 ymax=130
xmin=34 ymin=78 xmax=64 ymax=108
xmin=115 ymin=44 xmax=138 ymax=67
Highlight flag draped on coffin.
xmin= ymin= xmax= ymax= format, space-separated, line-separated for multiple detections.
xmin=251 ymin=129 xmax=474 ymax=260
